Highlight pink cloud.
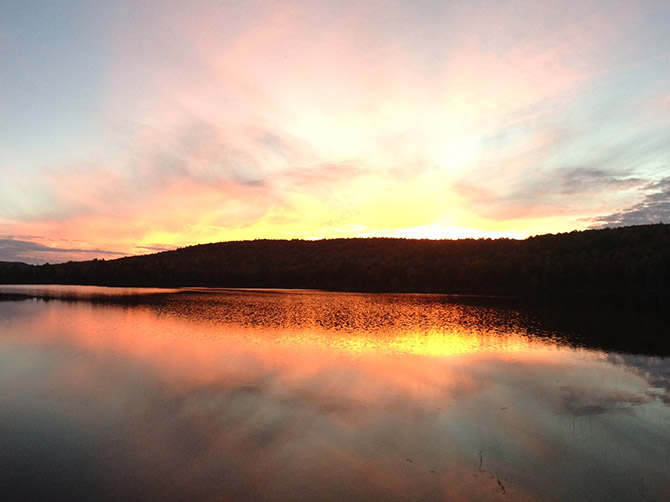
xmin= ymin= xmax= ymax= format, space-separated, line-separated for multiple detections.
xmin=2 ymin=0 xmax=664 ymax=262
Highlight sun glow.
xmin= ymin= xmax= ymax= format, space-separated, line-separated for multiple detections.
xmin=7 ymin=290 xmax=559 ymax=381
xmin=2 ymin=0 xmax=667 ymax=264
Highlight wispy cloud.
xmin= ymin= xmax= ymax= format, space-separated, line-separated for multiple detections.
xmin=0 ymin=238 xmax=126 ymax=264
xmin=452 ymin=80 xmax=670 ymax=226
xmin=2 ymin=0 xmax=670 ymax=261
xmin=593 ymin=176 xmax=670 ymax=227
xmin=453 ymin=128 xmax=646 ymax=222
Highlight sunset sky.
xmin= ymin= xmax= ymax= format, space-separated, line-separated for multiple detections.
xmin=2 ymin=0 xmax=670 ymax=263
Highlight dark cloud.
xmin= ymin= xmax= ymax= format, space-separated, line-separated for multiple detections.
xmin=593 ymin=176 xmax=670 ymax=227
xmin=559 ymin=385 xmax=648 ymax=417
xmin=137 ymin=244 xmax=177 ymax=253
xmin=607 ymin=353 xmax=670 ymax=405
xmin=456 ymin=166 xmax=642 ymax=221
xmin=558 ymin=167 xmax=642 ymax=195
xmin=0 ymin=238 xmax=125 ymax=264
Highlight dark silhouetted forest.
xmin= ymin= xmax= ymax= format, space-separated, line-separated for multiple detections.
xmin=1 ymin=224 xmax=669 ymax=295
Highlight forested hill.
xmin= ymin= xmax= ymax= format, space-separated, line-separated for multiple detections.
xmin=1 ymin=224 xmax=669 ymax=295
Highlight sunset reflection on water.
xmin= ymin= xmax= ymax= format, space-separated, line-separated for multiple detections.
xmin=0 ymin=287 xmax=668 ymax=501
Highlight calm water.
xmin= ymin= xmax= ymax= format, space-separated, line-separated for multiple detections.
xmin=0 ymin=285 xmax=668 ymax=501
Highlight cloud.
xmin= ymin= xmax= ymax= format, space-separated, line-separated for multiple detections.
xmin=0 ymin=238 xmax=126 ymax=264
xmin=451 ymin=86 xmax=670 ymax=226
xmin=136 ymin=244 xmax=177 ymax=253
xmin=455 ymin=162 xmax=643 ymax=222
xmin=3 ymin=0 xmax=670 ymax=260
xmin=559 ymin=385 xmax=648 ymax=417
xmin=607 ymin=353 xmax=670 ymax=405
xmin=593 ymin=176 xmax=670 ymax=227
xmin=4 ymin=291 xmax=669 ymax=499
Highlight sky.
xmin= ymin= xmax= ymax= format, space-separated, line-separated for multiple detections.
xmin=1 ymin=0 xmax=670 ymax=264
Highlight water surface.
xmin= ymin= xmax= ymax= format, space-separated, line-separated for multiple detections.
xmin=0 ymin=285 xmax=668 ymax=501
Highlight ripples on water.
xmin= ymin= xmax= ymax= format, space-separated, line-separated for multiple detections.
xmin=0 ymin=285 xmax=668 ymax=501
xmin=150 ymin=289 xmax=562 ymax=355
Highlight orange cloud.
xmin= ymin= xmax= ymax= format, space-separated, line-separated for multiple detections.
xmin=2 ymin=0 xmax=667 ymax=263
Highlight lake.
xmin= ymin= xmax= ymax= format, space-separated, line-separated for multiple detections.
xmin=0 ymin=285 xmax=668 ymax=501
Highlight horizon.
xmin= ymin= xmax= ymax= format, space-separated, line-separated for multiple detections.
xmin=6 ymin=232 xmax=523 ymax=266
xmin=2 ymin=1 xmax=670 ymax=264
xmin=5 ymin=223 xmax=664 ymax=266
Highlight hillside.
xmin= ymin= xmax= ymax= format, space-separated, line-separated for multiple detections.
xmin=1 ymin=224 xmax=669 ymax=295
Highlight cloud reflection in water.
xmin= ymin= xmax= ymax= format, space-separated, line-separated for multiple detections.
xmin=0 ymin=288 xmax=668 ymax=501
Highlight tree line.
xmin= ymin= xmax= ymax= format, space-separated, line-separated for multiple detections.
xmin=1 ymin=224 xmax=669 ymax=296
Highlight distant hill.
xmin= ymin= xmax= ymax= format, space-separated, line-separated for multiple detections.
xmin=1 ymin=224 xmax=669 ymax=295
xmin=0 ymin=261 xmax=31 ymax=271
